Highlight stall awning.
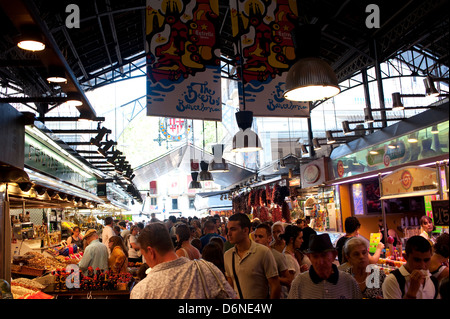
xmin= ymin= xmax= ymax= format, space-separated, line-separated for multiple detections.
xmin=194 ymin=192 xmax=232 ymax=211
xmin=25 ymin=168 xmax=105 ymax=205
xmin=133 ymin=143 xmax=256 ymax=191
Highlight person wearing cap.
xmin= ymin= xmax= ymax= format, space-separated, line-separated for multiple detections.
xmin=78 ymin=229 xmax=109 ymax=276
xmin=288 ymin=233 xmax=362 ymax=299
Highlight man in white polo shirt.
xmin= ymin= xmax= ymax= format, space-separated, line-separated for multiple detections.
xmin=288 ymin=233 xmax=362 ymax=299
xmin=382 ymin=235 xmax=438 ymax=299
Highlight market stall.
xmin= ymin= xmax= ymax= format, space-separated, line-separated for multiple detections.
xmin=379 ymin=164 xmax=448 ymax=249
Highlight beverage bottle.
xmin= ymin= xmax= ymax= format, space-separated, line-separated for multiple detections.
xmin=60 ymin=270 xmax=67 ymax=291
xmin=54 ymin=269 xmax=61 ymax=291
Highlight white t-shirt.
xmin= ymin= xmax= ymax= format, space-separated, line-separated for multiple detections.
xmin=128 ymin=234 xmax=141 ymax=259
xmin=285 ymin=252 xmax=301 ymax=278
xmin=102 ymin=225 xmax=115 ymax=253
xmin=382 ymin=265 xmax=436 ymax=299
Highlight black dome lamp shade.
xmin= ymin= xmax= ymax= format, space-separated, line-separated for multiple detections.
xmin=284 ymin=24 xmax=340 ymax=102
xmin=199 ymin=160 xmax=214 ymax=181
xmin=189 ymin=172 xmax=202 ymax=189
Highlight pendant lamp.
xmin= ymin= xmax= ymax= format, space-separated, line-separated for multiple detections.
xmin=364 ymin=108 xmax=374 ymax=123
xmin=46 ymin=66 xmax=67 ymax=84
xmin=313 ymin=138 xmax=321 ymax=150
xmin=326 ymin=130 xmax=336 ymax=144
xmin=424 ymin=76 xmax=439 ymax=97
xmin=199 ymin=160 xmax=214 ymax=181
xmin=300 ymin=143 xmax=309 ymax=156
xmin=284 ymin=24 xmax=340 ymax=102
xmin=189 ymin=172 xmax=202 ymax=189
xmin=16 ymin=25 xmax=45 ymax=52
xmin=391 ymin=93 xmax=404 ymax=110
xmin=342 ymin=120 xmax=352 ymax=135
xmin=209 ymin=144 xmax=229 ymax=172
xmin=232 ymin=110 xmax=262 ymax=152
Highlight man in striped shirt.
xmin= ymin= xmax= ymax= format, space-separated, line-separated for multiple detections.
xmin=288 ymin=233 xmax=362 ymax=299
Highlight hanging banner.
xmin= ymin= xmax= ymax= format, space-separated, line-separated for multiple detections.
xmin=146 ymin=0 xmax=222 ymax=121
xmin=230 ymin=0 xmax=309 ymax=117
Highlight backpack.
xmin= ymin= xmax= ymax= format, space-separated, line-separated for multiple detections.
xmin=391 ymin=268 xmax=439 ymax=299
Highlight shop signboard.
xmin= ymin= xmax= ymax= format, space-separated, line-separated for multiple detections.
xmin=24 ymin=134 xmax=97 ymax=192
xmin=431 ymin=200 xmax=449 ymax=227
xmin=146 ymin=0 xmax=222 ymax=121
xmin=380 ymin=166 xmax=438 ymax=198
xmin=300 ymin=157 xmax=328 ymax=188
xmin=230 ymin=0 xmax=309 ymax=118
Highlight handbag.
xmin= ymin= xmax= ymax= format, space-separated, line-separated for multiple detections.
xmin=193 ymin=259 xmax=232 ymax=299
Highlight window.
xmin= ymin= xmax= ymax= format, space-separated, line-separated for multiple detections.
xmin=189 ymin=197 xmax=195 ymax=209
xmin=150 ymin=197 xmax=157 ymax=206
xmin=172 ymin=198 xmax=178 ymax=210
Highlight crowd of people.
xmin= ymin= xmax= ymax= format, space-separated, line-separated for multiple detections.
xmin=72 ymin=213 xmax=449 ymax=300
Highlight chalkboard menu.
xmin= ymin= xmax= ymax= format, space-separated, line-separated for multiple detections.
xmin=431 ymin=200 xmax=449 ymax=226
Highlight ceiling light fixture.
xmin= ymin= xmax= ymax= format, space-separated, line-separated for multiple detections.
xmin=391 ymin=92 xmax=404 ymax=110
xmin=313 ymin=138 xmax=321 ymax=150
xmin=98 ymin=139 xmax=115 ymax=157
xmin=364 ymin=107 xmax=374 ymax=123
xmin=342 ymin=120 xmax=352 ymax=135
xmin=65 ymin=92 xmax=83 ymax=107
xmin=189 ymin=172 xmax=202 ymax=189
xmin=284 ymin=24 xmax=340 ymax=102
xmin=209 ymin=144 xmax=229 ymax=173
xmin=326 ymin=130 xmax=336 ymax=144
xmin=46 ymin=66 xmax=67 ymax=83
xmin=199 ymin=160 xmax=214 ymax=181
xmin=387 ymin=142 xmax=397 ymax=149
xmin=300 ymin=143 xmax=309 ymax=156
xmin=232 ymin=110 xmax=262 ymax=152
xmin=90 ymin=125 xmax=109 ymax=146
xmin=424 ymin=76 xmax=440 ymax=97
xmin=407 ymin=134 xmax=418 ymax=143
xmin=16 ymin=25 xmax=45 ymax=51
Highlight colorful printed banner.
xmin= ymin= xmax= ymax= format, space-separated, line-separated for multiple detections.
xmin=146 ymin=0 xmax=222 ymax=121
xmin=230 ymin=0 xmax=309 ymax=117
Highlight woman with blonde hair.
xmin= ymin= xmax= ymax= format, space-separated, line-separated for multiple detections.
xmin=108 ymin=235 xmax=128 ymax=274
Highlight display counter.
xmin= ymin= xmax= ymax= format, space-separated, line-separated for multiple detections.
xmin=42 ymin=286 xmax=130 ymax=299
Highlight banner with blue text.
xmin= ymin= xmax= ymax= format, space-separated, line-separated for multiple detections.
xmin=231 ymin=0 xmax=309 ymax=117
xmin=146 ymin=0 xmax=222 ymax=121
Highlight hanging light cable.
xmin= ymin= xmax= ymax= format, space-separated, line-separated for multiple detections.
xmin=284 ymin=24 xmax=340 ymax=102
xmin=231 ymin=3 xmax=262 ymax=153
